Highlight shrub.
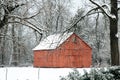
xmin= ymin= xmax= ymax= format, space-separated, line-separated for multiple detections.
xmin=60 ymin=67 xmax=120 ymax=80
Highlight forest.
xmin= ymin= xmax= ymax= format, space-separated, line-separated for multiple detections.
xmin=0 ymin=0 xmax=120 ymax=67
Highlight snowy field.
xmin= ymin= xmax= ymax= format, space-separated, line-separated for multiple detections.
xmin=0 ymin=67 xmax=91 ymax=80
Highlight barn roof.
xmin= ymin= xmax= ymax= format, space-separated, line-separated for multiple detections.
xmin=33 ymin=32 xmax=73 ymax=50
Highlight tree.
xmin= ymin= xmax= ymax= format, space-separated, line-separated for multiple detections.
xmin=0 ymin=0 xmax=71 ymax=66
xmin=70 ymin=8 xmax=111 ymax=66
xmin=0 ymin=0 xmax=43 ymax=66
xmin=67 ymin=0 xmax=119 ymax=66
xmin=109 ymin=0 xmax=119 ymax=66
xmin=34 ymin=0 xmax=71 ymax=36
xmin=89 ymin=0 xmax=119 ymax=66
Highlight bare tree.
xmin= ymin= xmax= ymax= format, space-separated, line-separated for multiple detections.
xmin=89 ymin=0 xmax=119 ymax=66
xmin=0 ymin=0 xmax=43 ymax=66
xmin=0 ymin=0 xmax=71 ymax=66
xmin=68 ymin=0 xmax=119 ymax=66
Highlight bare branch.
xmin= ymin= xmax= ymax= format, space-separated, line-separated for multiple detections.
xmin=65 ymin=6 xmax=104 ymax=32
xmin=23 ymin=7 xmax=43 ymax=19
xmin=7 ymin=21 xmax=42 ymax=35
xmin=8 ymin=4 xmax=25 ymax=13
xmin=0 ymin=3 xmax=25 ymax=28
xmin=24 ymin=19 xmax=45 ymax=32
xmin=89 ymin=0 xmax=115 ymax=19
xmin=8 ymin=14 xmax=46 ymax=32
xmin=23 ymin=11 xmax=41 ymax=19
xmin=117 ymin=8 xmax=120 ymax=11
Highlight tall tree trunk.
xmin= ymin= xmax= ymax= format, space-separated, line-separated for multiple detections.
xmin=11 ymin=22 xmax=18 ymax=66
xmin=0 ymin=26 xmax=8 ymax=66
xmin=110 ymin=0 xmax=119 ymax=65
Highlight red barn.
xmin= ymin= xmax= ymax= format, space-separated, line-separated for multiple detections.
xmin=33 ymin=32 xmax=92 ymax=68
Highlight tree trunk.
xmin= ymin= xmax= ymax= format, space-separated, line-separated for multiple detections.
xmin=11 ymin=22 xmax=18 ymax=66
xmin=0 ymin=26 xmax=8 ymax=66
xmin=110 ymin=0 xmax=119 ymax=65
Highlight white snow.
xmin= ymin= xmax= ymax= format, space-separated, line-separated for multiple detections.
xmin=104 ymin=6 xmax=116 ymax=19
xmin=115 ymin=33 xmax=119 ymax=38
xmin=0 ymin=68 xmax=6 ymax=80
xmin=0 ymin=67 xmax=91 ymax=80
xmin=88 ymin=0 xmax=116 ymax=19
xmin=110 ymin=14 xmax=116 ymax=19
xmin=33 ymin=32 xmax=73 ymax=50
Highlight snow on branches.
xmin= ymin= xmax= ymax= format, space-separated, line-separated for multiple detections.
xmin=89 ymin=0 xmax=116 ymax=19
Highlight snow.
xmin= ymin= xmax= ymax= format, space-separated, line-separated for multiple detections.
xmin=33 ymin=32 xmax=73 ymax=50
xmin=102 ymin=5 xmax=116 ymax=19
xmin=0 ymin=68 xmax=6 ymax=80
xmin=110 ymin=14 xmax=116 ymax=19
xmin=88 ymin=0 xmax=116 ymax=19
xmin=116 ymin=33 xmax=119 ymax=38
xmin=0 ymin=67 xmax=91 ymax=80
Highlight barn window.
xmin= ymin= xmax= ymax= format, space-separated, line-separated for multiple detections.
xmin=58 ymin=47 xmax=61 ymax=49
xmin=72 ymin=36 xmax=77 ymax=43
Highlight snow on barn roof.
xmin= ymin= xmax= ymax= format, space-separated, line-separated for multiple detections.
xmin=33 ymin=32 xmax=73 ymax=50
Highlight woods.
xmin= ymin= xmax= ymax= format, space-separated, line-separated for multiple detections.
xmin=0 ymin=0 xmax=71 ymax=66
xmin=0 ymin=0 xmax=120 ymax=67
xmin=88 ymin=0 xmax=119 ymax=65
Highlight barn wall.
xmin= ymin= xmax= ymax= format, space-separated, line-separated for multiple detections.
xmin=34 ymin=50 xmax=50 ymax=67
xmin=56 ymin=33 xmax=91 ymax=50
xmin=34 ymin=49 xmax=91 ymax=68
xmin=34 ymin=33 xmax=92 ymax=68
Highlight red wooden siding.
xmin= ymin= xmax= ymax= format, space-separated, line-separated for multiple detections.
xmin=33 ymin=33 xmax=92 ymax=68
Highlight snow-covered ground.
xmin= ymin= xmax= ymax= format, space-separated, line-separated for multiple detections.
xmin=0 ymin=67 xmax=91 ymax=80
